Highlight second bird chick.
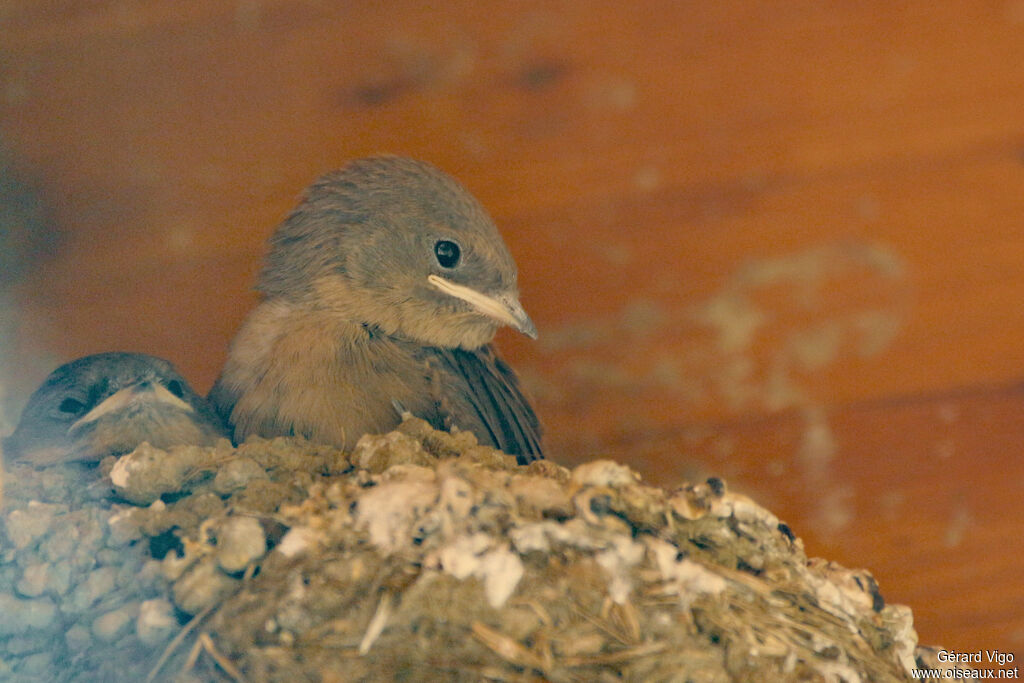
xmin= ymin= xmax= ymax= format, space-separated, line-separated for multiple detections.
xmin=210 ymin=156 xmax=543 ymax=462
xmin=3 ymin=352 xmax=226 ymax=466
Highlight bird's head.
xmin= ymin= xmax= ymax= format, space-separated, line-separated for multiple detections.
xmin=259 ymin=156 xmax=536 ymax=349
xmin=3 ymin=352 xmax=225 ymax=466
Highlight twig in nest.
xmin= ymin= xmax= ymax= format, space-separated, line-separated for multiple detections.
xmin=359 ymin=592 xmax=393 ymax=655
xmin=145 ymin=604 xmax=214 ymax=683
xmin=471 ymin=621 xmax=546 ymax=670
xmin=605 ymin=598 xmax=642 ymax=643
xmin=184 ymin=632 xmax=246 ymax=682
xmin=510 ymin=598 xmax=553 ymax=627
xmin=569 ymin=598 xmax=632 ymax=646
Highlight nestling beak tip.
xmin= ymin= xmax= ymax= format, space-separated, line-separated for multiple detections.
xmin=516 ymin=316 xmax=539 ymax=340
xmin=499 ymin=293 xmax=538 ymax=340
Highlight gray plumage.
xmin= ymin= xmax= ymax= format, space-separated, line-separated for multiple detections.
xmin=210 ymin=156 xmax=543 ymax=462
xmin=3 ymin=352 xmax=227 ymax=466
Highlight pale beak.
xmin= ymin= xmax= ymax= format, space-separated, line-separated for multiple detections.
xmin=69 ymin=381 xmax=194 ymax=433
xmin=427 ymin=274 xmax=538 ymax=339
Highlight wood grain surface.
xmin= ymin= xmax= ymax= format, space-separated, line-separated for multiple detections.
xmin=2 ymin=0 xmax=1023 ymax=659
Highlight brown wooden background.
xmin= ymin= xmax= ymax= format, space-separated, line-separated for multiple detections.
xmin=2 ymin=0 xmax=1023 ymax=660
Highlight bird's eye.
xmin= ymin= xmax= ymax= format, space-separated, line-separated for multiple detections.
xmin=166 ymin=379 xmax=185 ymax=399
xmin=434 ymin=240 xmax=461 ymax=269
xmin=58 ymin=397 xmax=85 ymax=415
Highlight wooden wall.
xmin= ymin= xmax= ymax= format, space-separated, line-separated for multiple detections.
xmin=2 ymin=0 xmax=1023 ymax=658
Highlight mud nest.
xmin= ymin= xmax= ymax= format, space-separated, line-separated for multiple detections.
xmin=0 ymin=416 xmax=947 ymax=681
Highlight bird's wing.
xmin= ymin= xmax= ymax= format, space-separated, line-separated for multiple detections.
xmin=207 ymin=375 xmax=240 ymax=436
xmin=427 ymin=345 xmax=543 ymax=463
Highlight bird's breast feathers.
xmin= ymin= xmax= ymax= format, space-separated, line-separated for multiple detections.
xmin=213 ymin=300 xmax=428 ymax=447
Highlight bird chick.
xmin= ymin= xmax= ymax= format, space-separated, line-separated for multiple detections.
xmin=3 ymin=352 xmax=226 ymax=466
xmin=210 ymin=156 xmax=543 ymax=461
